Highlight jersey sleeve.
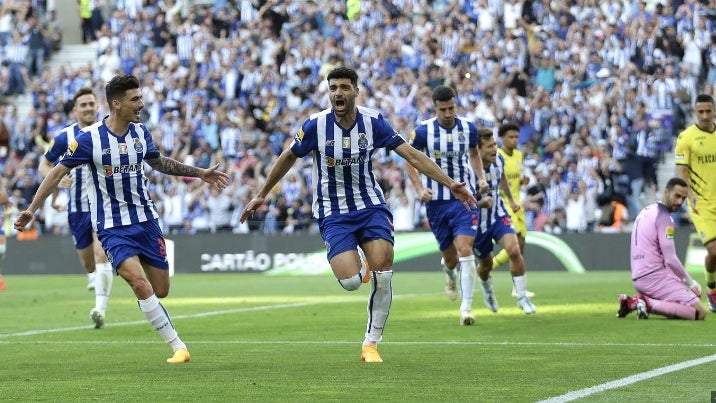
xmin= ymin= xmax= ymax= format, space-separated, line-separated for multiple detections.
xmin=372 ymin=114 xmax=405 ymax=150
xmin=44 ymin=131 xmax=68 ymax=164
xmin=289 ymin=117 xmax=317 ymax=158
xmin=141 ymin=124 xmax=160 ymax=159
xmin=408 ymin=124 xmax=427 ymax=150
xmin=674 ymin=130 xmax=690 ymax=166
xmin=59 ymin=131 xmax=93 ymax=169
xmin=467 ymin=122 xmax=478 ymax=148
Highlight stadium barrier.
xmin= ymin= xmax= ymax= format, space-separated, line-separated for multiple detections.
xmin=4 ymin=230 xmax=692 ymax=275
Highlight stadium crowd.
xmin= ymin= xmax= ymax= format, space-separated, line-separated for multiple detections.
xmin=1 ymin=0 xmax=716 ymax=238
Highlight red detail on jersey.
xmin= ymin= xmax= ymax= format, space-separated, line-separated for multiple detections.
xmin=157 ymin=237 xmax=167 ymax=256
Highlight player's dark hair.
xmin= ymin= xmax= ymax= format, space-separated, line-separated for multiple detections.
xmin=695 ymin=94 xmax=714 ymax=105
xmin=326 ymin=67 xmax=358 ymax=87
xmin=72 ymin=87 xmax=95 ymax=105
xmin=432 ymin=85 xmax=456 ymax=102
xmin=105 ymin=75 xmax=140 ymax=110
xmin=498 ymin=122 xmax=520 ymax=137
xmin=477 ymin=128 xmax=494 ymax=147
xmin=665 ymin=177 xmax=687 ymax=190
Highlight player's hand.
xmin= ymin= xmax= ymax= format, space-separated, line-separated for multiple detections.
xmin=239 ymin=195 xmax=265 ymax=223
xmin=13 ymin=210 xmax=34 ymax=232
xmin=200 ymin=164 xmax=231 ymax=191
xmin=477 ymin=179 xmax=489 ymax=194
xmin=510 ymin=200 xmax=521 ymax=213
xmin=57 ymin=175 xmax=72 ymax=189
xmin=449 ymin=181 xmax=477 ymax=210
xmin=686 ymin=278 xmax=702 ymax=297
xmin=417 ymin=188 xmax=433 ymax=203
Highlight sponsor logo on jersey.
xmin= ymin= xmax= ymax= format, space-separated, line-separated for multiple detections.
xmin=295 ymin=127 xmax=304 ymax=141
xmin=325 ymin=155 xmax=366 ymax=167
xmin=104 ymin=163 xmax=142 ymax=176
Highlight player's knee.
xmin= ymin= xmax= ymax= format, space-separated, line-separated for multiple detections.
xmin=506 ymin=245 xmax=521 ymax=260
xmin=154 ymin=288 xmax=169 ymax=298
xmin=338 ymin=273 xmax=362 ymax=291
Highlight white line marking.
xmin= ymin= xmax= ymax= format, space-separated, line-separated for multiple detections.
xmin=0 ymin=293 xmax=436 ymax=338
xmin=538 ymin=353 xmax=716 ymax=402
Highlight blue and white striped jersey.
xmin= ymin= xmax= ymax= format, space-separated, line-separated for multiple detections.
xmin=290 ymin=106 xmax=405 ymax=219
xmin=409 ymin=116 xmax=478 ymax=201
xmin=44 ymin=123 xmax=91 ymax=214
xmin=60 ymin=119 xmax=161 ymax=230
xmin=479 ymin=154 xmax=511 ymax=231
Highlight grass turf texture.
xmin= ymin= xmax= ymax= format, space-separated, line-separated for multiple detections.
xmin=0 ymin=271 xmax=714 ymax=402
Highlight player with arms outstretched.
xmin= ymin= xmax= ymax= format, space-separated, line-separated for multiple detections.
xmin=15 ymin=75 xmax=230 ymax=363
xmin=240 ymin=67 xmax=477 ymax=363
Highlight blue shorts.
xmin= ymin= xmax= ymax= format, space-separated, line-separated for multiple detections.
xmin=68 ymin=211 xmax=94 ymax=250
xmin=318 ymin=205 xmax=394 ymax=261
xmin=473 ymin=215 xmax=516 ymax=259
xmin=425 ymin=200 xmax=478 ymax=251
xmin=97 ymin=219 xmax=169 ymax=271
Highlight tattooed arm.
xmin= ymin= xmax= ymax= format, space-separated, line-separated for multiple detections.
xmin=146 ymin=155 xmax=202 ymax=177
xmin=146 ymin=156 xmax=231 ymax=190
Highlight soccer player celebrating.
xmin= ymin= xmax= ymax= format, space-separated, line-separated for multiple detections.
xmin=15 ymin=75 xmax=230 ymax=363
xmin=492 ymin=122 xmax=535 ymax=298
xmin=617 ymin=177 xmax=706 ymax=320
xmin=473 ymin=129 xmax=536 ymax=315
xmin=406 ymin=85 xmax=488 ymax=326
xmin=240 ymin=67 xmax=477 ymax=363
xmin=675 ymin=93 xmax=716 ymax=311
xmin=39 ymin=87 xmax=113 ymax=328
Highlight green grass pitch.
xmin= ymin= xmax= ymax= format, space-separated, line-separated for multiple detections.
xmin=0 ymin=271 xmax=714 ymax=402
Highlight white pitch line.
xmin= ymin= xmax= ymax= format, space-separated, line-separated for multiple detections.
xmin=0 ymin=293 xmax=437 ymax=338
xmin=2 ymin=340 xmax=716 ymax=348
xmin=538 ymin=353 xmax=716 ymax=402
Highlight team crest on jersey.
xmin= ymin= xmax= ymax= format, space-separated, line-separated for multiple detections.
xmin=458 ymin=131 xmax=465 ymax=142
xmin=342 ymin=137 xmax=351 ymax=148
xmin=68 ymin=139 xmax=78 ymax=155
xmin=133 ymin=138 xmax=143 ymax=153
xmin=118 ymin=144 xmax=128 ymax=154
xmin=665 ymin=226 xmax=674 ymax=239
xmin=358 ymin=133 xmax=368 ymax=150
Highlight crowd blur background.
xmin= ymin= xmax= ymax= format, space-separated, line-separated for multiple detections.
xmin=1 ymin=0 xmax=715 ymax=239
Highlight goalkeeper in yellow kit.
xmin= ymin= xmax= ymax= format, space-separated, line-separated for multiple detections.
xmin=492 ymin=123 xmax=535 ymax=298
